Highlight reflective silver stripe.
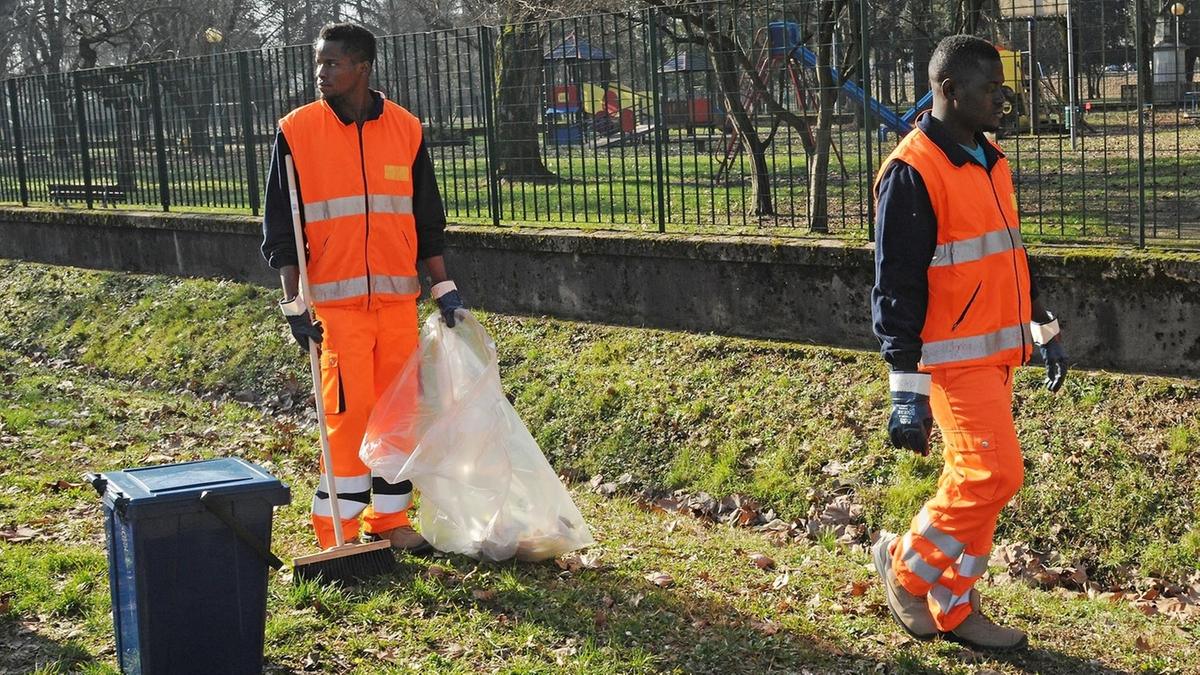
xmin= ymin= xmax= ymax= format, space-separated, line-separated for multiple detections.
xmin=311 ymin=495 xmax=368 ymax=519
xmin=304 ymin=195 xmax=365 ymax=223
xmin=916 ymin=508 xmax=965 ymax=561
xmin=929 ymin=584 xmax=972 ymax=614
xmin=309 ymin=275 xmax=419 ymax=303
xmin=310 ymin=276 xmax=369 ymax=303
xmin=371 ymin=274 xmax=421 ymax=296
xmin=371 ymin=492 xmax=412 ymax=514
xmin=890 ymin=372 xmax=931 ymax=396
xmin=958 ymin=553 xmax=990 ymax=578
xmin=312 ymin=473 xmax=372 ymax=519
xmin=921 ymin=323 xmax=1032 ymax=367
xmin=318 ymin=473 xmax=372 ymax=494
xmin=898 ymin=532 xmax=945 ymax=584
xmin=930 ymin=227 xmax=1023 ymax=267
xmin=369 ymin=194 xmax=413 ymax=215
xmin=304 ymin=194 xmax=413 ymax=224
xmin=902 ymin=547 xmax=945 ymax=584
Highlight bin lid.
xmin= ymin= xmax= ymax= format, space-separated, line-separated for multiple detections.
xmin=96 ymin=457 xmax=290 ymax=518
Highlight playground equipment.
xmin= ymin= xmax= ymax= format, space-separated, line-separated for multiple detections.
xmin=998 ymin=1 xmax=1086 ymax=142
xmin=543 ymin=33 xmax=648 ymax=145
xmin=996 ymin=45 xmax=1070 ymax=135
xmin=717 ymin=20 xmax=929 ymax=178
xmin=659 ymin=49 xmax=724 ymax=129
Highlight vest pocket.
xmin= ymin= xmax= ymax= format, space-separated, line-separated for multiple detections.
xmin=951 ymin=281 xmax=983 ymax=332
xmin=320 ymin=350 xmax=345 ymax=415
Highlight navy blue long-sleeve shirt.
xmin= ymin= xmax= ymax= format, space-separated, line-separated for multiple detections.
xmin=871 ymin=115 xmax=1038 ymax=372
xmin=260 ymin=90 xmax=447 ymax=270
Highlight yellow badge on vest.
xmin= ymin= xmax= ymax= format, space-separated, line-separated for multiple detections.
xmin=1011 ymin=193 xmax=1018 ymax=211
xmin=384 ymin=165 xmax=410 ymax=181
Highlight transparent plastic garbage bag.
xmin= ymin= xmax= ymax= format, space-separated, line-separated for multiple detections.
xmin=360 ymin=311 xmax=594 ymax=561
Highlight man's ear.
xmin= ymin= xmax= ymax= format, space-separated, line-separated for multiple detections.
xmin=938 ymin=77 xmax=956 ymax=101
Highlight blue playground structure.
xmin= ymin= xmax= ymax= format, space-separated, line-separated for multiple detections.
xmin=718 ymin=20 xmax=930 ymax=177
xmin=787 ymin=43 xmax=932 ymax=138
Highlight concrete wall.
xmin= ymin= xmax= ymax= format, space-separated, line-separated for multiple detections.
xmin=2 ymin=206 xmax=1198 ymax=377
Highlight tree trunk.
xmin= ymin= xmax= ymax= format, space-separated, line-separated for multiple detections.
xmin=494 ymin=23 xmax=555 ymax=181
xmin=46 ymin=76 xmax=73 ymax=158
xmin=1138 ymin=0 xmax=1154 ymax=105
xmin=910 ymin=1 xmax=932 ymax=103
xmin=710 ymin=42 xmax=772 ymax=216
xmin=809 ymin=0 xmax=842 ymax=234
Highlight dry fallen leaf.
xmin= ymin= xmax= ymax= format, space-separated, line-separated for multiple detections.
xmin=645 ymin=572 xmax=674 ymax=588
xmin=0 ymin=527 xmax=39 ymax=543
xmin=1135 ymin=635 xmax=1153 ymax=652
xmin=471 ymin=589 xmax=496 ymax=602
xmin=426 ymin=565 xmax=449 ymax=580
xmin=771 ymin=573 xmax=790 ymax=590
xmin=751 ymin=619 xmax=780 ymax=636
xmin=749 ymin=553 xmax=775 ymax=570
xmin=847 ymin=580 xmax=870 ymax=597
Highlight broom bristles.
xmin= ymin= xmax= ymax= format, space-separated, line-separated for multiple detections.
xmin=292 ymin=539 xmax=395 ymax=585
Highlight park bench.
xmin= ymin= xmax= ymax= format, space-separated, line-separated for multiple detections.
xmin=48 ymin=184 xmax=127 ymax=207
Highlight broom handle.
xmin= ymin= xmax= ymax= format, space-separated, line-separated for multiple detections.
xmin=284 ymin=154 xmax=346 ymax=549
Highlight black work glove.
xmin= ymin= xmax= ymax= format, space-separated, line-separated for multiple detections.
xmin=280 ymin=296 xmax=323 ymax=354
xmin=433 ymin=281 xmax=465 ymax=328
xmin=1031 ymin=312 xmax=1068 ymax=392
xmin=888 ymin=372 xmax=934 ymax=456
xmin=1039 ymin=337 xmax=1068 ymax=392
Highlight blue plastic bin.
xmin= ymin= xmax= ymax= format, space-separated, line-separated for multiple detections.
xmin=91 ymin=458 xmax=290 ymax=675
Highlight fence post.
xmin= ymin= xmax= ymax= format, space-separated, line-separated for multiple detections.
xmin=478 ymin=25 xmax=502 ymax=227
xmin=237 ymin=51 xmax=261 ymax=216
xmin=647 ymin=8 xmax=667 ymax=233
xmin=6 ymin=79 xmax=29 ymax=206
xmin=859 ymin=0 xmax=874 ymax=240
xmin=72 ymin=72 xmax=94 ymax=208
xmin=1134 ymin=0 xmax=1147 ymax=248
xmin=148 ymin=66 xmax=171 ymax=212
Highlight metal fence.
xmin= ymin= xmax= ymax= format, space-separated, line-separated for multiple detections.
xmin=1 ymin=0 xmax=1197 ymax=246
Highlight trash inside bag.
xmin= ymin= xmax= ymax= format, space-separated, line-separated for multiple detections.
xmin=360 ymin=311 xmax=594 ymax=561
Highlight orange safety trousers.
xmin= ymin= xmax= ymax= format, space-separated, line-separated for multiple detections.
xmin=890 ymin=365 xmax=1024 ymax=632
xmin=310 ymin=300 xmax=419 ymax=549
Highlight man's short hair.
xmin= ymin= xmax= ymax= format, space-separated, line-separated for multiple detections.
xmin=318 ymin=23 xmax=377 ymax=66
xmin=928 ymin=35 xmax=1000 ymax=84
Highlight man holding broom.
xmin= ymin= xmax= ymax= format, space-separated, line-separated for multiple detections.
xmin=260 ymin=22 xmax=465 ymax=567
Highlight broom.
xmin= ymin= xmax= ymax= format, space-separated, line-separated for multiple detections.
xmin=285 ymin=154 xmax=394 ymax=585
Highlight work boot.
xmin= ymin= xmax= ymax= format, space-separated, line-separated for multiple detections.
xmin=376 ymin=525 xmax=432 ymax=555
xmin=944 ymin=590 xmax=1028 ymax=651
xmin=872 ymin=531 xmax=937 ymax=640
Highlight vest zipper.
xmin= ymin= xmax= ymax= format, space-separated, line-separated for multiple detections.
xmin=358 ymin=122 xmax=370 ymax=302
xmin=986 ymin=163 xmax=1026 ymax=359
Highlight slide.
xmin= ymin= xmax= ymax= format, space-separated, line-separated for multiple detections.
xmin=789 ymin=44 xmax=930 ymax=137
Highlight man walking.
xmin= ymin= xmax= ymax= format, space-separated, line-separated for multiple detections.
xmin=261 ymin=22 xmax=464 ymax=553
xmin=870 ymin=35 xmax=1069 ymax=651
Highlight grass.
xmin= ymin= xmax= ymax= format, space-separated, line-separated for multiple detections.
xmin=0 ymin=258 xmax=1198 ymax=672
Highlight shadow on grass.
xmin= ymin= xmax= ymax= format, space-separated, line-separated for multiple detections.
xmin=0 ymin=617 xmax=112 ymax=674
xmin=367 ymin=553 xmax=1129 ymax=675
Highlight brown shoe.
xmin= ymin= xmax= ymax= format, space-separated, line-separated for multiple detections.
xmin=376 ymin=525 xmax=432 ymax=555
xmin=944 ymin=590 xmax=1028 ymax=651
xmin=872 ymin=531 xmax=937 ymax=640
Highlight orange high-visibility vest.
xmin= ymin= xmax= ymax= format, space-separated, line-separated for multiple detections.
xmin=875 ymin=128 xmax=1033 ymax=370
xmin=280 ymin=97 xmax=422 ymax=309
